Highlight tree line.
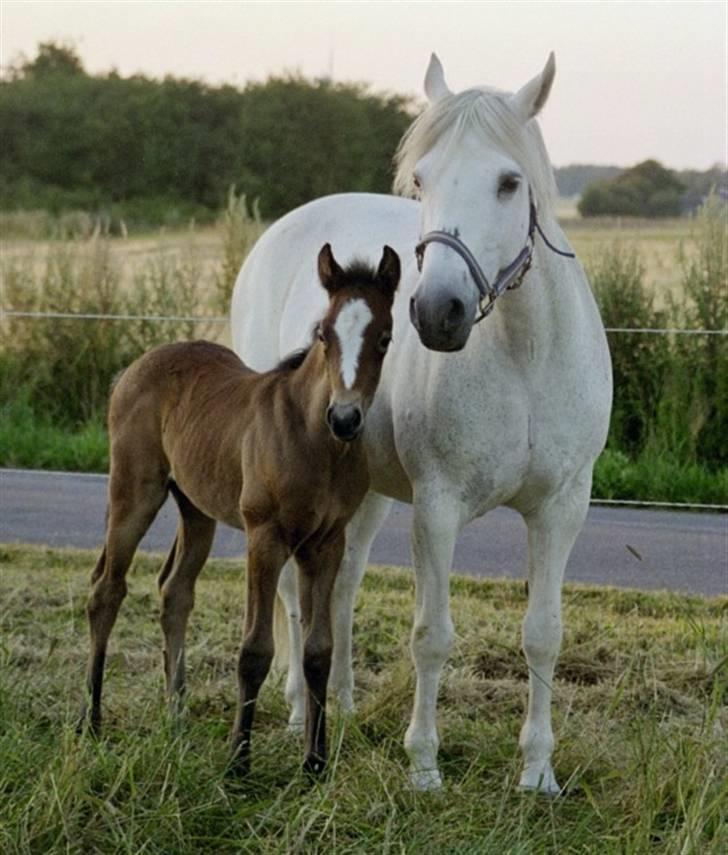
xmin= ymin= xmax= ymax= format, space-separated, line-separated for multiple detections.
xmin=0 ymin=43 xmax=414 ymax=223
xmin=2 ymin=43 xmax=723 ymax=224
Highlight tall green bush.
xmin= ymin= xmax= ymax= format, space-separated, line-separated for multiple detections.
xmin=588 ymin=193 xmax=727 ymax=471
xmin=0 ymin=236 xmax=215 ymax=426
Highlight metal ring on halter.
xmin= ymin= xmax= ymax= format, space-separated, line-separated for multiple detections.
xmin=414 ymin=193 xmax=574 ymax=324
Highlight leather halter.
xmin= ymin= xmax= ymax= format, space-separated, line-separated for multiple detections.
xmin=414 ymin=192 xmax=575 ymax=323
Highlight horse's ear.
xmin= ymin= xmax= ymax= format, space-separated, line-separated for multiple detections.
xmin=318 ymin=243 xmax=345 ymax=293
xmin=376 ymin=245 xmax=401 ymax=296
xmin=509 ymin=51 xmax=556 ymax=122
xmin=424 ymin=53 xmax=452 ymax=104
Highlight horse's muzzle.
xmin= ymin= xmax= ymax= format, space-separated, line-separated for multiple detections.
xmin=409 ymin=295 xmax=470 ymax=352
xmin=326 ymin=403 xmax=363 ymax=442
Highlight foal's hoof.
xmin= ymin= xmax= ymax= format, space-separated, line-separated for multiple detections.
xmin=410 ymin=768 xmax=443 ymax=791
xmin=303 ymin=755 xmax=327 ymax=777
xmin=76 ymin=707 xmax=101 ymax=737
xmin=518 ymin=764 xmax=561 ymax=797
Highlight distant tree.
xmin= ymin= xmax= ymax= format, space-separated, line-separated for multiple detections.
xmin=578 ymin=159 xmax=684 ymax=217
xmin=12 ymin=41 xmax=86 ymax=79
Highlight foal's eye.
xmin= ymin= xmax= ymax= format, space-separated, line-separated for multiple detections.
xmin=316 ymin=324 xmax=327 ymax=344
xmin=377 ymin=332 xmax=392 ymax=354
xmin=498 ymin=174 xmax=520 ymax=197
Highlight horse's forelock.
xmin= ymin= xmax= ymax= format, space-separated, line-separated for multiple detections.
xmin=393 ymin=87 xmax=557 ymax=217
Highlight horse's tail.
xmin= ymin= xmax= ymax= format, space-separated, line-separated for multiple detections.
xmin=272 ymin=591 xmax=290 ymax=672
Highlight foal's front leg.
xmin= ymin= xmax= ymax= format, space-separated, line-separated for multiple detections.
xmin=229 ymin=524 xmax=289 ymax=775
xmin=296 ymin=532 xmax=346 ymax=775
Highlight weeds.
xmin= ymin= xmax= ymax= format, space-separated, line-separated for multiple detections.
xmin=0 ymin=197 xmax=725 ymax=503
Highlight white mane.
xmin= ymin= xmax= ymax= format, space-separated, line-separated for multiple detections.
xmin=393 ymin=86 xmax=558 ymax=217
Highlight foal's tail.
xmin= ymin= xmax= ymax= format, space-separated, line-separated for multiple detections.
xmin=272 ymin=592 xmax=290 ymax=672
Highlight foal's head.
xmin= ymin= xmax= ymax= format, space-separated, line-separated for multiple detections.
xmin=316 ymin=243 xmax=400 ymax=442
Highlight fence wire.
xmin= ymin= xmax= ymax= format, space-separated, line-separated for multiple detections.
xmin=2 ymin=309 xmax=727 ymax=337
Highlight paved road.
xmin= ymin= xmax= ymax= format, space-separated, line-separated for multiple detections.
xmin=1 ymin=468 xmax=725 ymax=596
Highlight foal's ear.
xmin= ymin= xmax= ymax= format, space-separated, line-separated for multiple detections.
xmin=424 ymin=53 xmax=452 ymax=104
xmin=376 ymin=245 xmax=401 ymax=296
xmin=508 ymin=51 xmax=556 ymax=122
xmin=318 ymin=243 xmax=345 ymax=293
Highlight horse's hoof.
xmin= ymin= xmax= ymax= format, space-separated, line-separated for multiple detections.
xmin=334 ymin=689 xmax=355 ymax=715
xmin=518 ymin=764 xmax=561 ymax=797
xmin=410 ymin=768 xmax=443 ymax=791
xmin=286 ymin=717 xmax=305 ymax=734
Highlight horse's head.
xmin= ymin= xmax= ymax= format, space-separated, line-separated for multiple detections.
xmin=316 ymin=243 xmax=400 ymax=442
xmin=400 ymin=53 xmax=558 ymax=351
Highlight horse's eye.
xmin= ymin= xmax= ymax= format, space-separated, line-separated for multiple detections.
xmin=413 ymin=174 xmax=421 ymax=191
xmin=378 ymin=332 xmax=392 ymax=354
xmin=498 ymin=174 xmax=520 ymax=197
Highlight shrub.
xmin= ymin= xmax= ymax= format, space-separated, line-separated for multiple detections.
xmin=0 ymin=235 xmax=217 ymax=426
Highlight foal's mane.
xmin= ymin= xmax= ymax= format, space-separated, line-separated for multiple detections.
xmin=393 ymin=86 xmax=558 ymax=217
xmin=273 ymin=258 xmax=381 ymax=373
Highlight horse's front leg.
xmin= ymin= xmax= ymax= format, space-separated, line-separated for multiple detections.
xmin=229 ymin=523 xmax=289 ymax=775
xmin=405 ymin=487 xmax=460 ymax=790
xmin=296 ymin=532 xmax=346 ymax=775
xmin=519 ymin=474 xmax=591 ymax=795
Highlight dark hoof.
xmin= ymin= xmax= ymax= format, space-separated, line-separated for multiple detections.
xmin=77 ymin=708 xmax=101 ymax=737
xmin=226 ymin=749 xmax=250 ymax=780
xmin=303 ymin=755 xmax=327 ymax=777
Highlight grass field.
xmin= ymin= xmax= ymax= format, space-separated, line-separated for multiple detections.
xmin=0 ymin=213 xmax=697 ymax=306
xmin=1 ymin=543 xmax=726 ymax=853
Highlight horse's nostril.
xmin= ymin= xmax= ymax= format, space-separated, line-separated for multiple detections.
xmin=350 ymin=408 xmax=362 ymax=430
xmin=442 ymin=298 xmax=465 ymax=332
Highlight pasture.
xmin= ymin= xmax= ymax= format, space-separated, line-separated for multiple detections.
xmin=1 ymin=543 xmax=725 ymax=853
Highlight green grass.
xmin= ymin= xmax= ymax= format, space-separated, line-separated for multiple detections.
xmin=1 ymin=544 xmax=726 ymax=853
xmin=2 ymin=401 xmax=726 ymax=505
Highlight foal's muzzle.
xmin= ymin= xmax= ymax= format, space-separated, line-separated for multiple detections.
xmin=326 ymin=403 xmax=364 ymax=442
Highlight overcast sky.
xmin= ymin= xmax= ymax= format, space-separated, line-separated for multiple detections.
xmin=2 ymin=0 xmax=726 ymax=170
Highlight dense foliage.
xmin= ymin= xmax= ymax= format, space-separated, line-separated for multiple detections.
xmin=0 ymin=43 xmax=413 ymax=223
xmin=578 ymin=159 xmax=685 ymax=217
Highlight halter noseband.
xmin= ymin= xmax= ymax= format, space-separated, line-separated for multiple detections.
xmin=414 ymin=192 xmax=575 ymax=323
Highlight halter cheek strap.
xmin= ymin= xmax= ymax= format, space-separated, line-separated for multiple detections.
xmin=414 ymin=193 xmax=575 ymax=323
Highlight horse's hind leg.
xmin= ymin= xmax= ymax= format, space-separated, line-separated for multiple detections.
xmin=158 ymin=487 xmax=216 ymax=710
xmin=518 ymin=473 xmax=591 ymax=796
xmin=330 ymin=492 xmax=392 ymax=712
xmin=275 ymin=559 xmax=306 ymax=730
xmin=82 ymin=474 xmax=168 ymax=733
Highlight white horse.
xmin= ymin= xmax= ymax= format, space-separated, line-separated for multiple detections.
xmin=231 ymin=53 xmax=612 ymax=794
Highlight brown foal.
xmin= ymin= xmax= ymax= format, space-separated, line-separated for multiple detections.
xmin=80 ymin=243 xmax=400 ymax=775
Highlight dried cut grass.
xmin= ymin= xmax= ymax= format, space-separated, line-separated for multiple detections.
xmin=1 ymin=544 xmax=725 ymax=853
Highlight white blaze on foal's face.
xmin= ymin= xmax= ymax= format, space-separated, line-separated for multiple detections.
xmin=334 ymin=298 xmax=373 ymax=389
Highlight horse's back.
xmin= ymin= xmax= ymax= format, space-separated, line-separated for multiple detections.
xmin=231 ymin=193 xmax=419 ymax=369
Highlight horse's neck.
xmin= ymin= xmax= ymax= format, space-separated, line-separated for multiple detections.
xmin=284 ymin=345 xmax=337 ymax=447
xmin=491 ymin=226 xmax=577 ymax=354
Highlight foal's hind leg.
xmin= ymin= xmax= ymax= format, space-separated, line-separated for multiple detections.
xmin=158 ymin=488 xmax=216 ymax=711
xmin=82 ymin=475 xmax=168 ymax=733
